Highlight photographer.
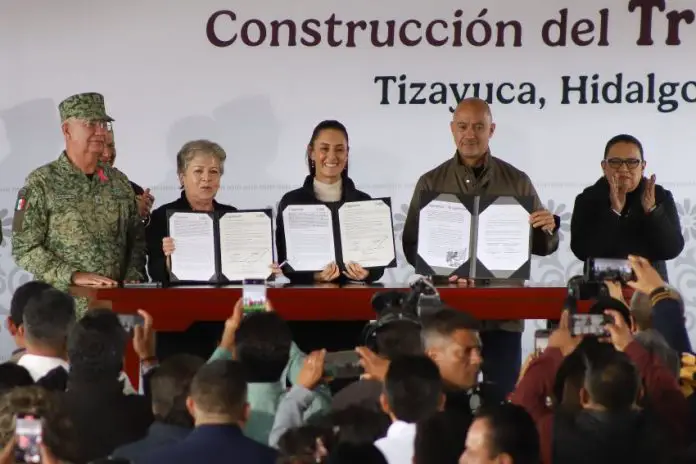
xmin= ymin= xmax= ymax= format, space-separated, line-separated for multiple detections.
xmin=333 ymin=320 xmax=422 ymax=412
xmin=332 ymin=291 xmax=424 ymax=412
xmin=570 ymin=134 xmax=683 ymax=282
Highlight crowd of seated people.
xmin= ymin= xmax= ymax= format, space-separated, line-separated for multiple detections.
xmin=0 ymin=255 xmax=694 ymax=463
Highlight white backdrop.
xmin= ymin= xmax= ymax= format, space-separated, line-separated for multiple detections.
xmin=2 ymin=0 xmax=696 ymax=360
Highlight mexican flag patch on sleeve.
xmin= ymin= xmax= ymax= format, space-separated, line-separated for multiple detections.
xmin=13 ymin=188 xmax=28 ymax=233
xmin=15 ymin=188 xmax=28 ymax=211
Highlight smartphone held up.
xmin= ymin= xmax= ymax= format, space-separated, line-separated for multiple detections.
xmin=14 ymin=414 xmax=42 ymax=463
xmin=243 ymin=279 xmax=267 ymax=313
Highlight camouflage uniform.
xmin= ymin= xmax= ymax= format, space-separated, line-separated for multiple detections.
xmin=11 ymin=93 xmax=145 ymax=315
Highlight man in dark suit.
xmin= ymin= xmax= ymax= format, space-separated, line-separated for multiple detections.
xmin=112 ymin=354 xmax=204 ymax=461
xmin=61 ymin=309 xmax=153 ymax=462
xmin=570 ymin=134 xmax=684 ymax=281
xmin=141 ymin=360 xmax=277 ymax=464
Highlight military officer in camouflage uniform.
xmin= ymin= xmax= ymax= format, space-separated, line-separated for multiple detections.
xmin=11 ymin=92 xmax=146 ymax=314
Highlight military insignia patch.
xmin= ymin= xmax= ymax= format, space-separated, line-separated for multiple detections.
xmin=13 ymin=188 xmax=28 ymax=232
xmin=15 ymin=188 xmax=28 ymax=211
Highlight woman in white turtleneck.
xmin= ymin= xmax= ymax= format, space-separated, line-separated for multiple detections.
xmin=275 ymin=120 xmax=385 ymax=284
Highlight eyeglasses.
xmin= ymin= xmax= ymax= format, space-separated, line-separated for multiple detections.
xmin=80 ymin=120 xmax=111 ymax=131
xmin=605 ymin=158 xmax=642 ymax=170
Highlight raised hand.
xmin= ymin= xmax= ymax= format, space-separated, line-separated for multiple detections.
xmin=641 ymin=174 xmax=656 ymax=213
xmin=609 ymin=174 xmax=627 ymax=213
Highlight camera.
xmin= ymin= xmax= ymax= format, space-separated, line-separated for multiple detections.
xmin=361 ymin=276 xmax=441 ymax=352
xmin=566 ymin=274 xmax=608 ymax=303
xmin=370 ymin=275 xmax=442 ymax=319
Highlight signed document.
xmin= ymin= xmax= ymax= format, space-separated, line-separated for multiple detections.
xmin=168 ymin=212 xmax=216 ymax=281
xmin=338 ymin=200 xmax=395 ymax=268
xmin=219 ymin=211 xmax=273 ymax=281
xmin=476 ymin=201 xmax=530 ymax=275
xmin=283 ymin=204 xmax=335 ymax=271
xmin=417 ymin=197 xmax=471 ymax=271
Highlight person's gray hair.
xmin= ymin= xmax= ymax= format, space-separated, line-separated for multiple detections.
xmin=630 ymin=287 xmax=684 ymax=330
xmin=176 ymin=139 xmax=227 ymax=177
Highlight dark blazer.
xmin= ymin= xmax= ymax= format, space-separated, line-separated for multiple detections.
xmin=141 ymin=424 xmax=277 ymax=464
xmin=60 ymin=378 xmax=154 ymax=463
xmin=111 ymin=422 xmax=190 ymax=462
xmin=570 ymin=177 xmax=684 ymax=282
xmin=275 ymin=176 xmax=386 ymax=284
xmin=146 ymin=191 xmax=237 ymax=282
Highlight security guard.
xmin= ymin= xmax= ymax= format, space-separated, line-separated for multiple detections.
xmin=12 ymin=92 xmax=146 ymax=315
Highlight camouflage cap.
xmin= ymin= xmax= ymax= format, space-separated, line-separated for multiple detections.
xmin=58 ymin=92 xmax=114 ymax=122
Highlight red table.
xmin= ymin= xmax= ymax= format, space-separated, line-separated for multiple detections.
xmin=73 ymin=284 xmax=583 ymax=389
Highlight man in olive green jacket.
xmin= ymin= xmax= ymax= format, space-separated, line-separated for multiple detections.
xmin=402 ymin=97 xmax=560 ymax=403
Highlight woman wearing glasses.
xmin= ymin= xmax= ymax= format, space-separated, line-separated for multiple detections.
xmin=569 ymin=133 xmax=684 ymax=281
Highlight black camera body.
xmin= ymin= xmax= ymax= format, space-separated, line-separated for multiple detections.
xmin=361 ymin=276 xmax=442 ymax=352
xmin=567 ymin=275 xmax=608 ymax=303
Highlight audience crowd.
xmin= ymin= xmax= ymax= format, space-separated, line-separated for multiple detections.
xmin=0 ymin=255 xmax=694 ymax=463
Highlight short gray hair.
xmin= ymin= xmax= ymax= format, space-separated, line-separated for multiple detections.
xmin=176 ymin=139 xmax=227 ymax=176
xmin=420 ymin=308 xmax=480 ymax=350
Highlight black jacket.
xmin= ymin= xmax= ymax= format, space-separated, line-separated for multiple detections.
xmin=141 ymin=424 xmax=276 ymax=464
xmin=275 ymin=176 xmax=385 ymax=284
xmin=60 ymin=377 xmax=154 ymax=463
xmin=552 ymin=410 xmax=669 ymax=464
xmin=570 ymin=177 xmax=683 ymax=281
xmin=146 ymin=191 xmax=237 ymax=282
xmin=112 ymin=422 xmax=190 ymax=462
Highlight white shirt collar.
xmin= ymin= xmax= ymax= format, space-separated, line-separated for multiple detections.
xmin=374 ymin=421 xmax=417 ymax=464
xmin=17 ymin=354 xmax=69 ymax=381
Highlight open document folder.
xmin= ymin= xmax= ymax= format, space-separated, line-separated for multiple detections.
xmin=416 ymin=193 xmax=533 ymax=280
xmin=167 ymin=209 xmax=274 ymax=283
xmin=280 ymin=198 xmax=397 ymax=272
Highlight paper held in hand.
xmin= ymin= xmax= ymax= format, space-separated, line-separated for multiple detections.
xmin=167 ymin=209 xmax=274 ymax=283
xmin=416 ymin=193 xmax=533 ymax=279
xmin=281 ymin=199 xmax=397 ymax=272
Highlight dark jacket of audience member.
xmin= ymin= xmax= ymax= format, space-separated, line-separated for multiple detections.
xmin=111 ymin=355 xmax=203 ymax=461
xmin=649 ymin=293 xmax=693 ymax=354
xmin=141 ymin=360 xmax=277 ymax=464
xmin=413 ymin=410 xmax=469 ymax=464
xmin=0 ymin=362 xmax=34 ymax=392
xmin=570 ymin=176 xmax=683 ymax=282
xmin=61 ymin=309 xmax=153 ymax=462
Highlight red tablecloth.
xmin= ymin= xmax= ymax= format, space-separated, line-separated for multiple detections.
xmin=72 ymin=284 xmax=583 ymax=388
